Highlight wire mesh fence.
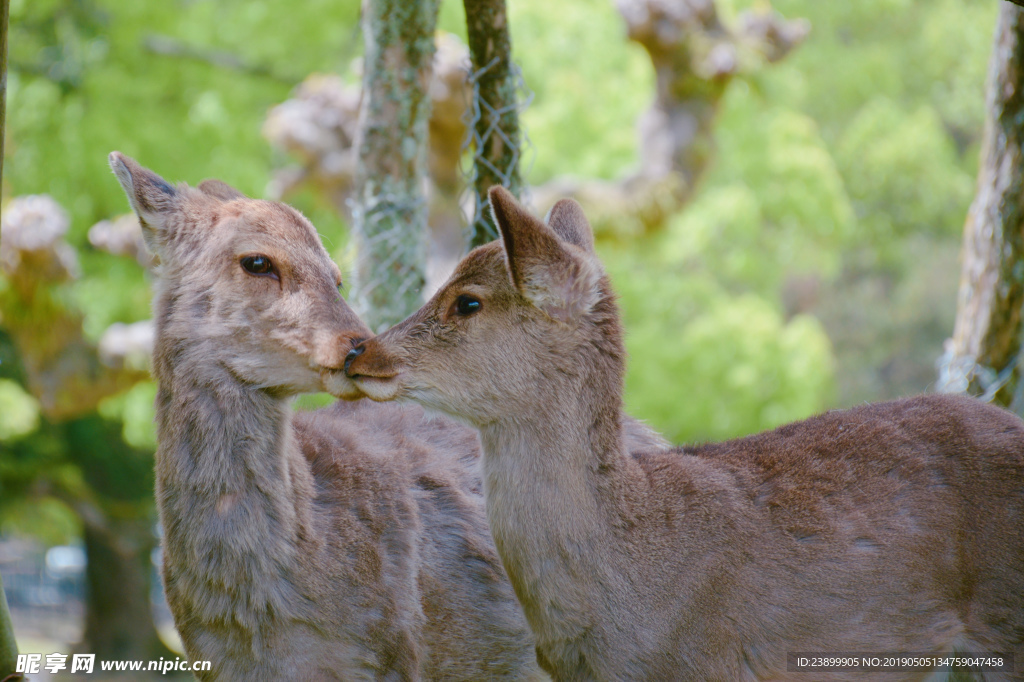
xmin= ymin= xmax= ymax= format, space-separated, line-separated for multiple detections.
xmin=936 ymin=343 xmax=1024 ymax=413
xmin=460 ymin=56 xmax=533 ymax=249
xmin=347 ymin=184 xmax=429 ymax=333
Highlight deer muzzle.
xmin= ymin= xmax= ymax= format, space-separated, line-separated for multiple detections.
xmin=344 ymin=340 xmax=399 ymax=380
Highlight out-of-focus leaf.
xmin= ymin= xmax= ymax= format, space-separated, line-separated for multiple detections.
xmin=0 ymin=379 xmax=41 ymax=441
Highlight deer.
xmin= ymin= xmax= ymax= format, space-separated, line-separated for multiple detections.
xmin=109 ymin=153 xmax=673 ymax=680
xmin=344 ymin=186 xmax=1024 ymax=681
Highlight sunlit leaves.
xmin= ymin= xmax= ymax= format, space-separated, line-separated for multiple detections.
xmin=836 ymin=98 xmax=973 ymax=241
xmin=0 ymin=380 xmax=41 ymax=441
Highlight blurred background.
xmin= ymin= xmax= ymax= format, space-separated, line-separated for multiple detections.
xmin=0 ymin=0 xmax=1000 ymax=675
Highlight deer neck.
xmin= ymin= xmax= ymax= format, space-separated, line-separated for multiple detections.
xmin=476 ymin=374 xmax=640 ymax=641
xmin=151 ymin=327 xmax=315 ymax=631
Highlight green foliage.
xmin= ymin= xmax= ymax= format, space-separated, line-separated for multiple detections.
xmin=607 ymin=243 xmax=835 ymax=443
xmin=294 ymin=393 xmax=338 ymax=411
xmin=63 ymin=414 xmax=155 ymax=504
xmin=630 ymin=298 xmax=832 ymax=443
xmin=0 ymin=498 xmax=81 ymax=547
xmin=2 ymin=0 xmax=1000 ymax=490
xmin=73 ymin=255 xmax=154 ymax=342
xmin=835 ymin=98 xmax=973 ymax=243
xmin=505 ymin=0 xmax=653 ymax=183
xmin=500 ymin=0 xmax=995 ymax=438
xmin=0 ymin=380 xmax=40 ymax=441
xmin=614 ymin=0 xmax=994 ymax=428
xmin=7 ymin=0 xmax=354 ymax=248
xmin=666 ymin=86 xmax=857 ymax=290
xmin=3 ymin=0 xmax=363 ymax=560
xmin=97 ymin=381 xmax=157 ymax=450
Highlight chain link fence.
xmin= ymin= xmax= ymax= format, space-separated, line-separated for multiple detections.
xmin=347 ymin=183 xmax=429 ymax=333
xmin=936 ymin=344 xmax=1024 ymax=412
xmin=460 ymin=56 xmax=533 ymax=248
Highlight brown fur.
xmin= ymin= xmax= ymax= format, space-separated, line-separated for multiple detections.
xmin=346 ymin=187 xmax=1024 ymax=681
xmin=109 ymin=154 xmax=555 ymax=680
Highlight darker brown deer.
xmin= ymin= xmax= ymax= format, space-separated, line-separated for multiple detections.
xmin=345 ymin=186 xmax=1024 ymax=681
xmin=109 ymin=154 xmax=556 ymax=680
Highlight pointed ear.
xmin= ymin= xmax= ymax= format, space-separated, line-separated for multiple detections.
xmin=545 ymin=198 xmax=594 ymax=253
xmin=108 ymin=151 xmax=179 ymax=258
xmin=198 ymin=179 xmax=246 ymax=202
xmin=488 ymin=186 xmax=602 ymax=323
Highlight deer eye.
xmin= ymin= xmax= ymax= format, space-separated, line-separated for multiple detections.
xmin=241 ymin=255 xmax=277 ymax=278
xmin=454 ymin=294 xmax=482 ymax=316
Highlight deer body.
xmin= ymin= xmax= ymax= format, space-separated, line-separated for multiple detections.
xmin=478 ymin=393 xmax=1024 ymax=680
xmin=110 ymin=154 xmax=550 ymax=680
xmin=346 ymin=187 xmax=1024 ymax=681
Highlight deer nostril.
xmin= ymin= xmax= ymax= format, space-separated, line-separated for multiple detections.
xmin=350 ymin=337 xmax=366 ymax=348
xmin=344 ymin=346 xmax=365 ymax=376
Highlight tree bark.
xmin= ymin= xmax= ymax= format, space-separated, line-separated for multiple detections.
xmin=55 ymin=414 xmax=170 ymax=662
xmin=79 ymin=516 xmax=171 ymax=661
xmin=463 ymin=0 xmax=522 ymax=248
xmin=939 ymin=4 xmax=1024 ymax=406
xmin=351 ymin=0 xmax=441 ymax=332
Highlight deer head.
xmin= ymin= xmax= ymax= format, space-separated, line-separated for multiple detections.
xmin=110 ymin=152 xmax=370 ymax=397
xmin=345 ymin=186 xmax=622 ymax=425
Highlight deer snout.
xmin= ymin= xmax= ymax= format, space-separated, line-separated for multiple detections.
xmin=344 ymin=340 xmax=398 ymax=380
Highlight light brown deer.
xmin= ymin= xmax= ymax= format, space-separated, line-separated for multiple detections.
xmin=109 ymin=153 xmax=564 ymax=681
xmin=345 ymin=186 xmax=1024 ymax=681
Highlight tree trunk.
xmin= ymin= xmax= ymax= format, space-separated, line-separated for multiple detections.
xmin=938 ymin=4 xmax=1024 ymax=407
xmin=351 ymin=0 xmax=441 ymax=332
xmin=463 ymin=0 xmax=522 ymax=248
xmin=0 ymin=575 xmax=18 ymax=682
xmin=79 ymin=515 xmax=172 ymax=661
xmin=529 ymin=0 xmax=808 ymax=240
xmin=55 ymin=414 xmax=169 ymax=661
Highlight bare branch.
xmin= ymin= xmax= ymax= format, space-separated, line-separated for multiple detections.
xmin=143 ymin=34 xmax=299 ymax=85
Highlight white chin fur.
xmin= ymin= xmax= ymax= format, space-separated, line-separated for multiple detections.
xmin=352 ymin=376 xmax=402 ymax=402
xmin=322 ymin=371 xmax=363 ymax=400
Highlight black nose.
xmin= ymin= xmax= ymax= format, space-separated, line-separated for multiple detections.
xmin=344 ymin=346 xmax=365 ymax=375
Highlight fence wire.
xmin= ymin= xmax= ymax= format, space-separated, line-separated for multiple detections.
xmin=460 ymin=56 xmax=534 ymax=247
xmin=347 ymin=185 xmax=428 ymax=333
xmin=346 ymin=48 xmax=532 ymax=331
xmin=936 ymin=343 xmax=1024 ymax=414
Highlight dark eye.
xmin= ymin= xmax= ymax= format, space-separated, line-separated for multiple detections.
xmin=455 ymin=294 xmax=482 ymax=316
xmin=241 ymin=255 xmax=276 ymax=278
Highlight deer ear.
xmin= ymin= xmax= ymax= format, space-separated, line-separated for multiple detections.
xmin=198 ymin=178 xmax=246 ymax=202
xmin=109 ymin=152 xmax=179 ymax=258
xmin=545 ymin=198 xmax=594 ymax=253
xmin=488 ymin=186 xmax=602 ymax=323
